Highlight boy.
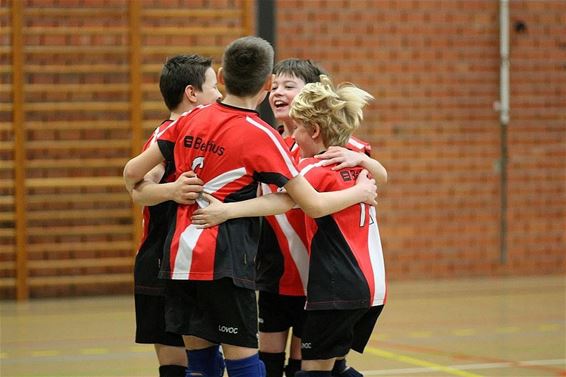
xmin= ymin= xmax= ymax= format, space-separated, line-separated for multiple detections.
xmin=290 ymin=76 xmax=386 ymax=376
xmin=260 ymin=58 xmax=387 ymax=377
xmin=192 ymin=75 xmax=386 ymax=377
xmin=123 ymin=37 xmax=377 ymax=377
xmin=128 ymin=54 xmax=222 ymax=377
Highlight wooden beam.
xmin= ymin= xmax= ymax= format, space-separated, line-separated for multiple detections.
xmin=11 ymin=0 xmax=28 ymax=300
xmin=242 ymin=0 xmax=254 ymax=36
xmin=129 ymin=1 xmax=143 ymax=255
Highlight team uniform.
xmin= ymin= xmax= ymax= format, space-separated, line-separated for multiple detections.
xmin=256 ymin=135 xmax=375 ymax=338
xmin=156 ymin=101 xmax=299 ymax=347
xmin=297 ymin=156 xmax=386 ymax=360
xmin=134 ymin=120 xmax=184 ymax=347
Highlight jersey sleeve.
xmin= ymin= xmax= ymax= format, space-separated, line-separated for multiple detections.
xmin=156 ymin=119 xmax=181 ymax=164
xmin=347 ymin=136 xmax=372 ymax=157
xmin=298 ymin=159 xmax=334 ymax=193
xmin=244 ymin=117 xmax=299 ymax=187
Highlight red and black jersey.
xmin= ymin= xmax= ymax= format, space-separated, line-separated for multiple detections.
xmin=256 ymin=135 xmax=373 ymax=296
xmin=134 ymin=119 xmax=177 ymax=296
xmin=157 ymin=102 xmax=299 ymax=289
xmin=256 ymin=136 xmax=307 ymax=296
xmin=256 ymin=183 xmax=309 ymax=296
xmin=299 ymin=157 xmax=386 ymax=311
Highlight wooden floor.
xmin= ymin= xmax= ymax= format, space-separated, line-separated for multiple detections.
xmin=1 ymin=275 xmax=564 ymax=377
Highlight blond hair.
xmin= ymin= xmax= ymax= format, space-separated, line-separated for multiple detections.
xmin=289 ymin=75 xmax=374 ymax=147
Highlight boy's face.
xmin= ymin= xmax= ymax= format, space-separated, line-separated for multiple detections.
xmin=292 ymin=121 xmax=318 ymax=158
xmin=269 ymin=73 xmax=306 ymax=123
xmin=195 ymin=67 xmax=222 ymax=106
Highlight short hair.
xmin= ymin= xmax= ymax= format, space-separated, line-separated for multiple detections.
xmin=221 ymin=36 xmax=274 ymax=97
xmin=290 ymin=75 xmax=374 ymax=148
xmin=273 ymin=58 xmax=326 ymax=85
xmin=159 ymin=54 xmax=213 ymax=111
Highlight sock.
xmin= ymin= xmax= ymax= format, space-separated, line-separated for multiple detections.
xmin=284 ymin=358 xmax=302 ymax=377
xmin=259 ymin=351 xmax=285 ymax=377
xmin=295 ymin=372 xmax=332 ymax=377
xmin=331 ymin=359 xmax=362 ymax=377
xmin=332 ymin=359 xmax=346 ymax=374
xmin=159 ymin=365 xmax=187 ymax=377
xmin=225 ymin=353 xmax=266 ymax=377
xmin=186 ymin=345 xmax=225 ymax=377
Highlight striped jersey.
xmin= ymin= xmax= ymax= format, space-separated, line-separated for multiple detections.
xmin=299 ymin=157 xmax=387 ymax=310
xmin=134 ymin=120 xmax=176 ymax=295
xmin=157 ymin=102 xmax=299 ymax=289
xmin=256 ymin=135 xmax=374 ymax=296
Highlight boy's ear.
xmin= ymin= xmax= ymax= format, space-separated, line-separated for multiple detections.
xmin=217 ymin=67 xmax=225 ymax=85
xmin=184 ymin=85 xmax=198 ymax=103
xmin=311 ymin=123 xmax=321 ymax=139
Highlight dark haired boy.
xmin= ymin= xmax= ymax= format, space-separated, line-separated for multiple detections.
xmin=128 ymin=54 xmax=221 ymax=377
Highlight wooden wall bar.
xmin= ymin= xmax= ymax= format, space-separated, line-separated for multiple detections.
xmin=1 ymin=0 xmax=254 ymax=300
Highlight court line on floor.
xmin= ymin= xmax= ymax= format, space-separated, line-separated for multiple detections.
xmin=361 ymin=359 xmax=566 ymax=376
xmin=377 ymin=339 xmax=566 ymax=375
xmin=364 ymin=347 xmax=482 ymax=377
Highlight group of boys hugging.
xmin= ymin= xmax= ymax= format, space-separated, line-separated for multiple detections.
xmin=123 ymin=36 xmax=387 ymax=377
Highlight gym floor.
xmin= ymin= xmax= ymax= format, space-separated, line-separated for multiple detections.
xmin=1 ymin=275 xmax=564 ymax=377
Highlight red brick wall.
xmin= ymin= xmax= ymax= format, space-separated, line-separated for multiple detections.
xmin=275 ymin=0 xmax=566 ymax=279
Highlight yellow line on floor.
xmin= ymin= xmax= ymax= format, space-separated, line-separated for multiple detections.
xmin=365 ymin=347 xmax=484 ymax=377
xmin=80 ymin=348 xmax=109 ymax=355
xmin=30 ymin=350 xmax=60 ymax=357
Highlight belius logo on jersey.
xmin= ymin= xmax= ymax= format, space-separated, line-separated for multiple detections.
xmin=218 ymin=325 xmax=239 ymax=334
xmin=340 ymin=169 xmax=361 ymax=182
xmin=184 ymin=135 xmax=225 ymax=156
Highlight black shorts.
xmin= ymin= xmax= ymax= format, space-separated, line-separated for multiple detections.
xmin=134 ymin=293 xmax=185 ymax=347
xmin=165 ymin=278 xmax=259 ymax=348
xmin=301 ymin=305 xmax=384 ymax=360
xmin=258 ymin=291 xmax=306 ymax=338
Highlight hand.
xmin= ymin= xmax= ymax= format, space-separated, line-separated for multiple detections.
xmin=316 ymin=146 xmax=365 ymax=171
xmin=171 ymin=171 xmax=204 ymax=205
xmin=355 ymin=169 xmax=378 ymax=206
xmin=192 ymin=193 xmax=229 ymax=228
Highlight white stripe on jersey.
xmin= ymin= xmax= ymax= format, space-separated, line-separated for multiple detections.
xmin=155 ymin=104 xmax=209 ymax=140
xmin=175 ymin=167 xmax=249 ymax=274
xmin=299 ymin=160 xmax=325 ymax=177
xmin=348 ymin=137 xmax=365 ymax=150
xmin=246 ymin=116 xmax=299 ymax=177
xmin=290 ymin=142 xmax=299 ymax=153
xmin=204 ymin=167 xmax=247 ymax=194
xmin=368 ymin=206 xmax=386 ymax=306
xmin=195 ymin=167 xmax=247 ymax=208
xmin=150 ymin=127 xmax=160 ymax=144
xmin=262 ymin=184 xmax=309 ymax=295
xmin=174 ymin=224 xmax=203 ymax=279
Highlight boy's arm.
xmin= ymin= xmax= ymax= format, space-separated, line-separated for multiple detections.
xmin=316 ymin=146 xmax=387 ymax=185
xmin=131 ymin=168 xmax=204 ymax=206
xmin=192 ymin=170 xmax=377 ymax=227
xmin=192 ymin=192 xmax=295 ymax=228
xmin=284 ymin=170 xmax=376 ymax=218
xmin=123 ymin=142 xmax=166 ymax=192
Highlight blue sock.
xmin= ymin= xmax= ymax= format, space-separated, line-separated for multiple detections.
xmin=186 ymin=345 xmax=225 ymax=377
xmin=225 ymin=353 xmax=266 ymax=377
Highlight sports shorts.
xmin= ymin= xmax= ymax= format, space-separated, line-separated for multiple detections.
xmin=300 ymin=305 xmax=384 ymax=360
xmin=258 ymin=291 xmax=306 ymax=338
xmin=134 ymin=293 xmax=185 ymax=346
xmin=165 ymin=278 xmax=259 ymax=348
